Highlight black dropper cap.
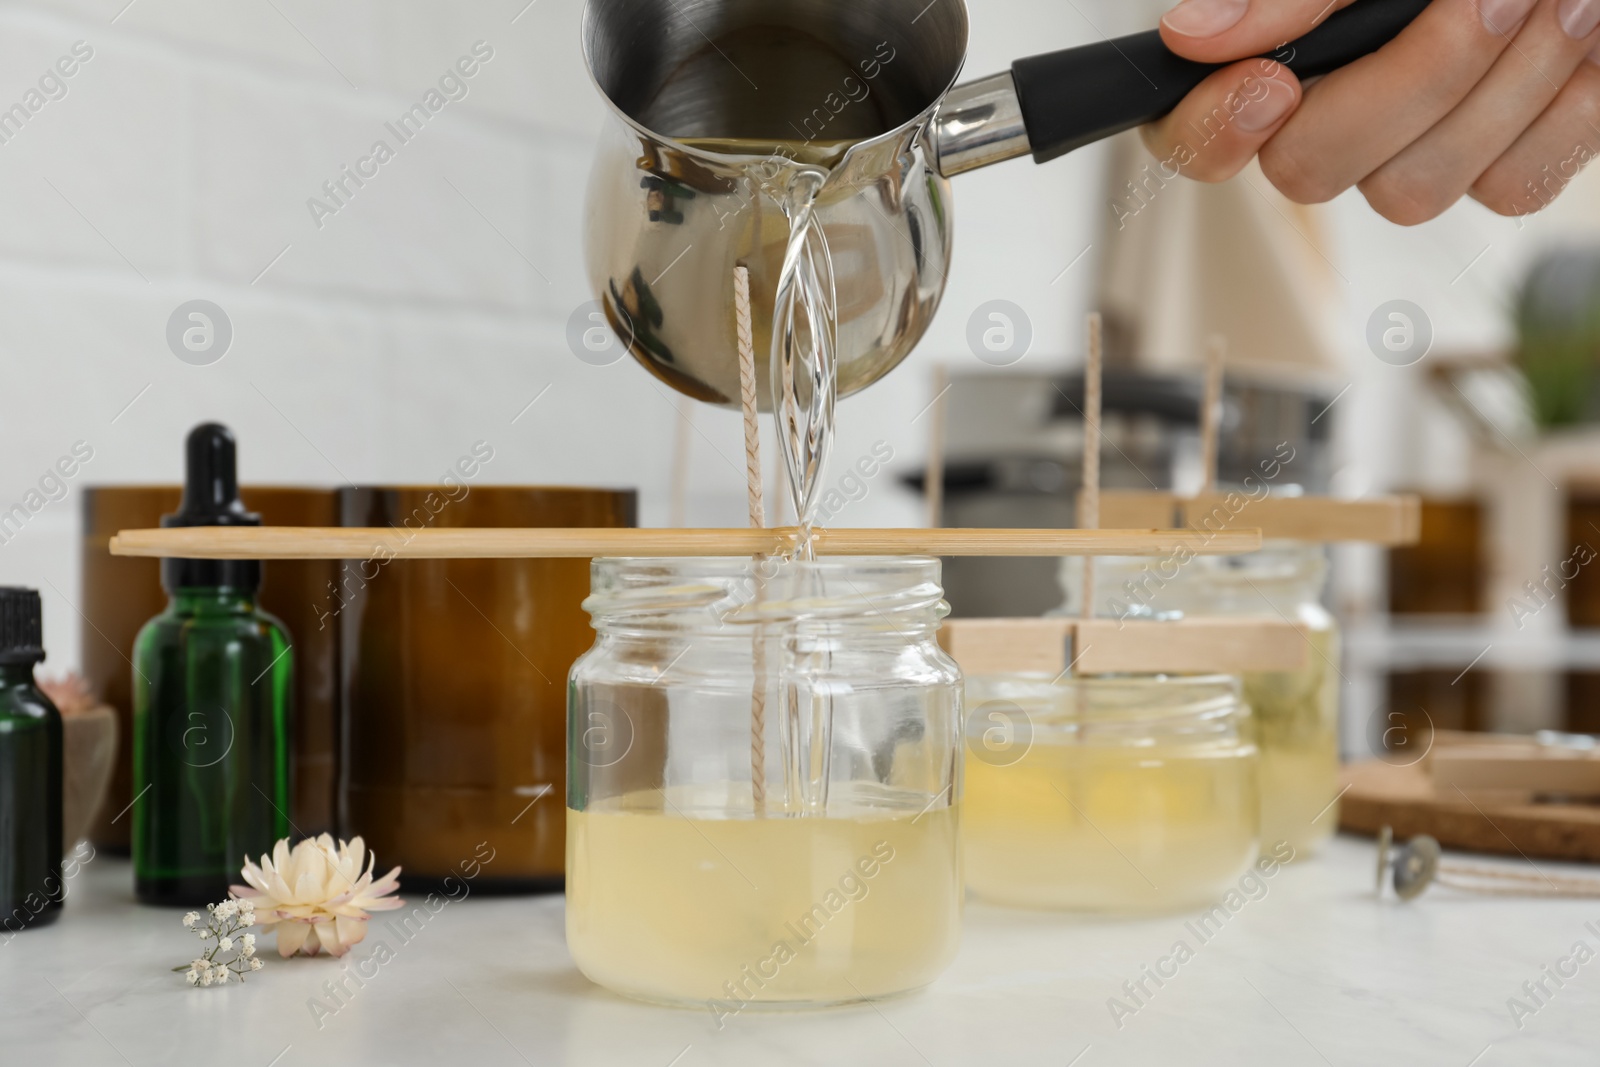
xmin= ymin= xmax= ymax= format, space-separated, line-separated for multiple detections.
xmin=161 ymin=423 xmax=262 ymax=593
xmin=0 ymin=587 xmax=43 ymax=665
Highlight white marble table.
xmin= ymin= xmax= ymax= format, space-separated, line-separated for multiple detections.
xmin=3 ymin=834 xmax=1596 ymax=1066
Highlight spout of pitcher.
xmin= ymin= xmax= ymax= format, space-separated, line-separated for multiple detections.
xmin=930 ymin=71 xmax=1032 ymax=178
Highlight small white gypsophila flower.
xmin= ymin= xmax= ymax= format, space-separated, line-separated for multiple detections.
xmin=174 ymin=898 xmax=264 ymax=988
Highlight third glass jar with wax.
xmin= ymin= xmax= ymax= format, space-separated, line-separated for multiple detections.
xmin=964 ymin=672 xmax=1258 ymax=912
xmin=1059 ymin=542 xmax=1341 ymax=858
xmin=566 ymin=556 xmax=963 ymax=1009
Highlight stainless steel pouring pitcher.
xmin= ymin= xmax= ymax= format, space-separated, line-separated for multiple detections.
xmin=580 ymin=0 xmax=1427 ymax=411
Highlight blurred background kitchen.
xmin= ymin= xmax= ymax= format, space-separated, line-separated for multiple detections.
xmin=1 ymin=0 xmax=1597 ymax=763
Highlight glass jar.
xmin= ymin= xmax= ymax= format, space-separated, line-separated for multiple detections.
xmin=964 ymin=672 xmax=1258 ymax=912
xmin=566 ymin=556 xmax=963 ymax=1009
xmin=1059 ymin=542 xmax=1340 ymax=858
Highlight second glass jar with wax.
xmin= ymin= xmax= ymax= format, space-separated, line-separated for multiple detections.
xmin=566 ymin=557 xmax=964 ymax=1009
xmin=964 ymin=672 xmax=1259 ymax=912
xmin=1060 ymin=543 xmax=1340 ymax=858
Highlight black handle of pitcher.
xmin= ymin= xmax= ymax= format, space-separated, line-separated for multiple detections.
xmin=1011 ymin=0 xmax=1431 ymax=163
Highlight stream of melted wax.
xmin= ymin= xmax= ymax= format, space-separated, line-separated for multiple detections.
xmin=767 ymin=166 xmax=839 ymax=817
xmin=772 ymin=168 xmax=837 ymax=561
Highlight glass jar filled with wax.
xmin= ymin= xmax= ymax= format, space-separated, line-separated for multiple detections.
xmin=964 ymin=672 xmax=1258 ymax=912
xmin=1060 ymin=542 xmax=1339 ymax=858
xmin=566 ymin=556 xmax=963 ymax=1009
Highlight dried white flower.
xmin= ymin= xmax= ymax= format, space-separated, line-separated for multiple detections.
xmin=185 ymin=969 xmax=200 ymax=985
xmin=182 ymin=912 xmax=200 ymax=928
xmin=218 ymin=937 xmax=232 ymax=952
xmin=234 ymin=836 xmax=403 ymax=958
xmin=249 ymin=958 xmax=263 ymax=971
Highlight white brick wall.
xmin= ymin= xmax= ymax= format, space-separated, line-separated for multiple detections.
xmin=4 ymin=0 xmax=1591 ymax=673
xmin=0 ymin=0 xmax=1110 ymax=669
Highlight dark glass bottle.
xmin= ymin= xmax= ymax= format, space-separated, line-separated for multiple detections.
xmin=0 ymin=588 xmax=63 ymax=932
xmin=132 ymin=424 xmax=292 ymax=905
xmin=82 ymin=486 xmax=341 ymax=853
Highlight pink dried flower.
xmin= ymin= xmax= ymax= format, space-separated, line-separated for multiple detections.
xmin=36 ymin=671 xmax=98 ymax=716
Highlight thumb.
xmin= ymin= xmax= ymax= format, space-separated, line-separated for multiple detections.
xmin=1159 ymin=0 xmax=1361 ymax=64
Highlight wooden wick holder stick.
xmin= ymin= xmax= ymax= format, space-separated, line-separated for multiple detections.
xmin=1080 ymin=313 xmax=1102 ymax=620
xmin=109 ymin=525 xmax=1264 ymax=560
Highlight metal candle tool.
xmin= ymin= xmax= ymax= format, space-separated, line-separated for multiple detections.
xmin=1375 ymin=826 xmax=1600 ymax=902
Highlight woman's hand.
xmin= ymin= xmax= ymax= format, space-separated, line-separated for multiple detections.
xmin=1141 ymin=0 xmax=1600 ymax=223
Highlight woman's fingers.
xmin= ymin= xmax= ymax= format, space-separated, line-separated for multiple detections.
xmin=1471 ymin=54 xmax=1600 ymax=216
xmin=1140 ymin=59 xmax=1302 ymax=183
xmin=1360 ymin=0 xmax=1600 ymax=223
xmin=1149 ymin=0 xmax=1600 ymax=219
xmin=1258 ymin=0 xmax=1531 ymax=204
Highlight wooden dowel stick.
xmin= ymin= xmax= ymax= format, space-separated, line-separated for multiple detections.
xmin=940 ymin=616 xmax=1310 ymax=676
xmin=109 ymin=526 xmax=1264 ymax=560
xmin=768 ymin=435 xmax=789 ymax=526
xmin=1094 ymin=489 xmax=1423 ymax=545
xmin=924 ymin=364 xmax=949 ymax=529
xmin=734 ymin=264 xmax=767 ymax=812
xmin=1200 ymin=334 xmax=1225 ymax=494
xmin=669 ymin=394 xmax=694 ymax=527
xmin=1081 ymin=313 xmax=1103 ymax=622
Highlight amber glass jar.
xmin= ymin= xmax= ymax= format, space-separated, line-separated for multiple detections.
xmin=82 ymin=486 xmax=341 ymax=849
xmin=340 ymin=486 xmax=635 ymax=892
xmin=250 ymin=488 xmax=342 ymax=838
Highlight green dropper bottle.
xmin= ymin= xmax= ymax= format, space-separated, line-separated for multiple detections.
xmin=132 ymin=423 xmax=292 ymax=905
xmin=0 ymin=588 xmax=63 ymax=932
